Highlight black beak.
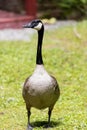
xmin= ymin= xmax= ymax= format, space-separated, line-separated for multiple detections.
xmin=23 ymin=22 xmax=32 ymax=28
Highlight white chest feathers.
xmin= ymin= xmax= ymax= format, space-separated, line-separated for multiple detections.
xmin=27 ymin=65 xmax=55 ymax=94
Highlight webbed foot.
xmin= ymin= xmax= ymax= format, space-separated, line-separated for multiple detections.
xmin=27 ymin=124 xmax=33 ymax=130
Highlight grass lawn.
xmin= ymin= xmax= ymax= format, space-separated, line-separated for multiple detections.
xmin=0 ymin=20 xmax=87 ymax=130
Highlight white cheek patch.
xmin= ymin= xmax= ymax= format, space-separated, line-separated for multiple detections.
xmin=34 ymin=22 xmax=42 ymax=30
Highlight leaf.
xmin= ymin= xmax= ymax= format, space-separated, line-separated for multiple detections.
xmin=81 ymin=0 xmax=87 ymax=4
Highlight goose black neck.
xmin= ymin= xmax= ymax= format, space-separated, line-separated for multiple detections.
xmin=36 ymin=25 xmax=44 ymax=65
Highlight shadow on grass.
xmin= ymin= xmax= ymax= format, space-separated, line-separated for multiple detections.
xmin=31 ymin=120 xmax=62 ymax=129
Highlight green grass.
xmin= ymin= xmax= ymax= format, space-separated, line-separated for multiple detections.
xmin=0 ymin=20 xmax=87 ymax=130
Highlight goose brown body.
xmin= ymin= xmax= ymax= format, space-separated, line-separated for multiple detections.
xmin=23 ymin=65 xmax=59 ymax=110
xmin=22 ymin=19 xmax=60 ymax=130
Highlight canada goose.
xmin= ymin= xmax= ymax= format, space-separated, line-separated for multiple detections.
xmin=22 ymin=19 xmax=60 ymax=130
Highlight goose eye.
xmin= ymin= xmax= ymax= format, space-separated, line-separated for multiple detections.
xmin=31 ymin=22 xmax=37 ymax=27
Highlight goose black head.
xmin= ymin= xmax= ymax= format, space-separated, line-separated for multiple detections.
xmin=23 ymin=19 xmax=43 ymax=31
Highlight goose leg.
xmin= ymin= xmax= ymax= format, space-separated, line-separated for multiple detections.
xmin=48 ymin=108 xmax=52 ymax=124
xmin=47 ymin=106 xmax=53 ymax=127
xmin=27 ymin=108 xmax=33 ymax=130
